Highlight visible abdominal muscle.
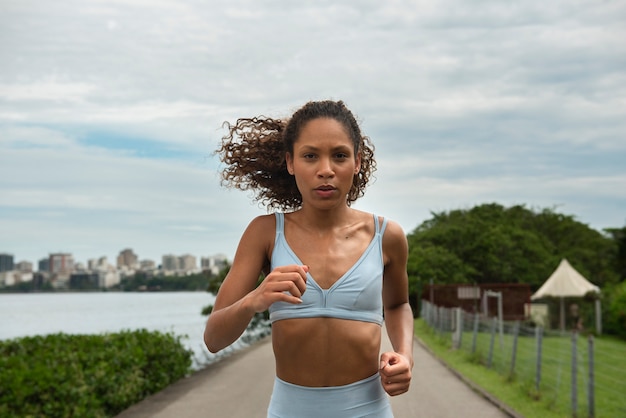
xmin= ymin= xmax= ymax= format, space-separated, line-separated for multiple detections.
xmin=272 ymin=317 xmax=381 ymax=386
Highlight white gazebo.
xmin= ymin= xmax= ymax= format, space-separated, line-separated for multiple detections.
xmin=531 ymin=259 xmax=602 ymax=333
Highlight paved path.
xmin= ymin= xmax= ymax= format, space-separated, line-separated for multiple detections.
xmin=116 ymin=331 xmax=516 ymax=418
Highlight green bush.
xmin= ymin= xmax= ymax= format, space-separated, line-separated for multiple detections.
xmin=0 ymin=330 xmax=193 ymax=418
xmin=604 ymin=281 xmax=626 ymax=339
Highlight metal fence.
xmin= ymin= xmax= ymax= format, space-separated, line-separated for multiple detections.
xmin=421 ymin=300 xmax=626 ymax=418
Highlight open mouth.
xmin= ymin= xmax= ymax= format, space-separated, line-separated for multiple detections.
xmin=316 ymin=185 xmax=336 ymax=191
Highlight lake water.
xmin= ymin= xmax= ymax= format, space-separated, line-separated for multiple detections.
xmin=0 ymin=292 xmax=260 ymax=369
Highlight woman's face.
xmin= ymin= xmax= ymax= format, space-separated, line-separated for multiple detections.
xmin=286 ymin=118 xmax=360 ymax=209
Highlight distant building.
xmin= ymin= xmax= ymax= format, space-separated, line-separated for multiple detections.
xmin=70 ymin=272 xmax=100 ymax=290
xmin=139 ymin=259 xmax=156 ymax=271
xmin=1 ymin=271 xmax=17 ymax=287
xmin=38 ymin=257 xmax=50 ymax=272
xmin=88 ymin=258 xmax=99 ymax=271
xmin=74 ymin=262 xmax=87 ymax=272
xmin=98 ymin=269 xmax=120 ymax=288
xmin=0 ymin=271 xmax=13 ymax=287
xmin=117 ymin=248 xmax=139 ymax=269
xmin=0 ymin=253 xmax=14 ymax=272
xmin=16 ymin=260 xmax=33 ymax=273
xmin=32 ymin=272 xmax=48 ymax=290
xmin=0 ymin=270 xmax=34 ymax=287
xmin=87 ymin=257 xmax=120 ymax=287
xmin=161 ymin=254 xmax=179 ymax=272
xmin=49 ymin=253 xmax=74 ymax=289
xmin=49 ymin=253 xmax=74 ymax=275
xmin=201 ymin=254 xmax=229 ymax=276
xmin=159 ymin=254 xmax=199 ymax=274
xmin=88 ymin=256 xmax=112 ymax=272
xmin=178 ymin=254 xmax=197 ymax=273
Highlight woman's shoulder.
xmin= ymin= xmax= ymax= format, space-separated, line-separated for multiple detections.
xmin=377 ymin=216 xmax=407 ymax=247
xmin=245 ymin=213 xmax=278 ymax=233
xmin=373 ymin=216 xmax=408 ymax=268
xmin=354 ymin=210 xmax=403 ymax=233
xmin=350 ymin=209 xmax=405 ymax=244
xmin=381 ymin=217 xmax=404 ymax=234
xmin=236 ymin=214 xmax=278 ymax=263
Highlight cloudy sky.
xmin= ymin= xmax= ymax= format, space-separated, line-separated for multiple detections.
xmin=1 ymin=0 xmax=625 ymax=267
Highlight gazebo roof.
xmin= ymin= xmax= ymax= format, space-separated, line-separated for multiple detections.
xmin=531 ymin=259 xmax=600 ymax=300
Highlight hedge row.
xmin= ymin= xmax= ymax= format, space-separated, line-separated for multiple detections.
xmin=0 ymin=330 xmax=193 ymax=418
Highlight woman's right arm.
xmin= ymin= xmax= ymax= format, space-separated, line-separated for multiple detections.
xmin=203 ymin=215 xmax=307 ymax=353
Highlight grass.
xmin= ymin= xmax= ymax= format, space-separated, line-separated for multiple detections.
xmin=414 ymin=319 xmax=626 ymax=418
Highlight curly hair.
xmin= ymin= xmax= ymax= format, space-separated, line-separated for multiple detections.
xmin=216 ymin=100 xmax=376 ymax=211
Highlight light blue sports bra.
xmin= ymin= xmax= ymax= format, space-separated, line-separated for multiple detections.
xmin=268 ymin=212 xmax=386 ymax=326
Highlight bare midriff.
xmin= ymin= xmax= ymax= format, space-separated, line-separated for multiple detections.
xmin=272 ymin=317 xmax=382 ymax=387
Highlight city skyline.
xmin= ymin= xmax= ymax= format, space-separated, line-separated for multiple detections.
xmin=0 ymin=249 xmax=228 ymax=272
xmin=1 ymin=1 xmax=625 ymax=266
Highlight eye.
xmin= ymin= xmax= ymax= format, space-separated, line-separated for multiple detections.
xmin=303 ymin=153 xmax=317 ymax=160
xmin=335 ymin=152 xmax=349 ymax=160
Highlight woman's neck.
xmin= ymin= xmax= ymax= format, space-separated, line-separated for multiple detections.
xmin=293 ymin=204 xmax=355 ymax=231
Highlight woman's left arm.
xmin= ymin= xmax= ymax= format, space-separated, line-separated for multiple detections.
xmin=379 ymin=219 xmax=414 ymax=396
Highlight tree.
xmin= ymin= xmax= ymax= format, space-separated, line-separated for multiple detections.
xmin=207 ymin=263 xmax=230 ymax=295
xmin=604 ymin=281 xmax=626 ymax=338
xmin=406 ymin=203 xmax=619 ymax=294
xmin=605 ymin=226 xmax=626 ymax=281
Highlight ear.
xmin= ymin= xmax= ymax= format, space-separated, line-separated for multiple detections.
xmin=354 ymin=152 xmax=361 ymax=175
xmin=286 ymin=152 xmax=294 ymax=175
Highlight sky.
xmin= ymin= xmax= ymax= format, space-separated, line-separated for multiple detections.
xmin=1 ymin=0 xmax=625 ymax=267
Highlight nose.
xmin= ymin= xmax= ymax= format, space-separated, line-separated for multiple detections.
xmin=317 ymin=157 xmax=334 ymax=178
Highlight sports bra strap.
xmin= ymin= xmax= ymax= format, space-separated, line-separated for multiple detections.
xmin=376 ymin=214 xmax=388 ymax=236
xmin=275 ymin=211 xmax=285 ymax=235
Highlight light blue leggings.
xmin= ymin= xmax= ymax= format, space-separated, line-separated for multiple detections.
xmin=267 ymin=373 xmax=394 ymax=418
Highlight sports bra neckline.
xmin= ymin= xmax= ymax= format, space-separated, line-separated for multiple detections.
xmin=276 ymin=212 xmax=381 ymax=292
